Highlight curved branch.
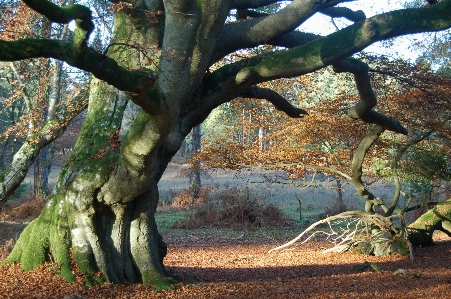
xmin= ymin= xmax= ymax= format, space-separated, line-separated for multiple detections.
xmin=23 ymin=0 xmax=94 ymax=55
xmin=234 ymin=0 xmax=451 ymax=86
xmin=23 ymin=0 xmax=93 ymax=28
xmin=0 ymin=91 xmax=88 ymax=206
xmin=213 ymin=0 xmax=348 ymax=62
xmin=240 ymin=86 xmax=307 ymax=118
xmin=385 ymin=169 xmax=401 ymax=216
xmin=350 ymin=125 xmax=388 ymax=213
xmin=333 ymin=58 xmax=408 ymax=134
xmin=333 ymin=59 xmax=376 ymax=117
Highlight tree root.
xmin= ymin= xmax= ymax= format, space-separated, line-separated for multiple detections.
xmin=269 ymin=210 xmax=410 ymax=256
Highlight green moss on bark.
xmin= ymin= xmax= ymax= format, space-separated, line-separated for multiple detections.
xmin=408 ymin=200 xmax=451 ymax=246
xmin=142 ymin=270 xmax=177 ymax=290
xmin=2 ymin=190 xmax=76 ymax=282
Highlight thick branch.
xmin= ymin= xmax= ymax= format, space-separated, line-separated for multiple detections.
xmin=240 ymin=86 xmax=307 ymax=118
xmin=267 ymin=31 xmax=321 ymax=49
xmin=0 ymin=91 xmax=88 ymax=206
xmin=320 ymin=7 xmax=366 ymax=22
xmin=189 ymin=0 xmax=232 ymax=92
xmin=333 ymin=58 xmax=408 ymax=134
xmin=158 ymin=0 xmax=201 ymax=108
xmin=231 ymin=0 xmax=281 ymax=9
xmin=0 ymin=39 xmax=156 ymax=95
xmin=23 ymin=0 xmax=93 ymax=28
xmin=213 ymin=0 xmax=348 ymax=62
xmin=23 ymin=0 xmax=94 ymax=55
xmin=234 ymin=0 xmax=451 ymax=85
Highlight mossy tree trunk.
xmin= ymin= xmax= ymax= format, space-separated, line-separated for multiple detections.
xmin=3 ymin=76 xmax=179 ymax=285
xmin=2 ymin=6 xmax=180 ymax=285
xmin=408 ymin=199 xmax=451 ymax=246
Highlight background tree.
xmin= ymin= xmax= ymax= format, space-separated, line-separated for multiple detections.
xmin=0 ymin=0 xmax=90 ymax=202
xmin=1 ymin=0 xmax=451 ymax=286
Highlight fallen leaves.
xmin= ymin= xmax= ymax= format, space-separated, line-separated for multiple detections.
xmin=1 ymin=233 xmax=450 ymax=298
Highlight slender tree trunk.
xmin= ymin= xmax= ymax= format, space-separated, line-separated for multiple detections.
xmin=336 ymin=179 xmax=343 ymax=204
xmin=33 ymin=148 xmax=49 ymax=197
xmin=189 ymin=124 xmax=201 ymax=198
xmin=258 ymin=126 xmax=265 ymax=151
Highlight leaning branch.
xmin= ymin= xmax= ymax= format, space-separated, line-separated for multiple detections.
xmin=0 ymin=91 xmax=88 ymax=206
xmin=213 ymin=0 xmax=347 ymax=62
xmin=350 ymin=125 xmax=389 ymax=213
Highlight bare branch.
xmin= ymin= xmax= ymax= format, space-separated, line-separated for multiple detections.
xmin=240 ymin=86 xmax=307 ymax=118
xmin=268 ymin=210 xmax=367 ymax=253
xmin=350 ymin=125 xmax=389 ymax=213
xmin=333 ymin=58 xmax=408 ymax=134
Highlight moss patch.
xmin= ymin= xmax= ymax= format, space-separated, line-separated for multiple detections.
xmin=142 ymin=270 xmax=177 ymax=290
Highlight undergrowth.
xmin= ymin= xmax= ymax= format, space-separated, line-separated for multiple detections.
xmin=0 ymin=192 xmax=46 ymax=260
xmin=0 ymin=192 xmax=45 ymax=220
xmin=171 ymin=186 xmax=293 ymax=229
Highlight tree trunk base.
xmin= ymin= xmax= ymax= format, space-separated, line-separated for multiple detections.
xmin=1 ymin=190 xmax=174 ymax=287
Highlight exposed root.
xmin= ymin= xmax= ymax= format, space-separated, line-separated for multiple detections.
xmin=269 ymin=210 xmax=410 ymax=256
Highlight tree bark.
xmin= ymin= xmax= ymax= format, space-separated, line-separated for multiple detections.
xmin=2 ymin=78 xmax=176 ymax=286
xmin=33 ymin=148 xmax=49 ymax=197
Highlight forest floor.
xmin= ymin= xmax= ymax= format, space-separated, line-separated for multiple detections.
xmin=1 ymin=157 xmax=451 ymax=298
xmin=0 ymin=228 xmax=450 ymax=299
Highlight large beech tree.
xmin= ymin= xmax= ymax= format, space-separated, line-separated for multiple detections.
xmin=1 ymin=0 xmax=451 ymax=286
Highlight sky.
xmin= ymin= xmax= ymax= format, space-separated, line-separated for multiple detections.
xmin=298 ymin=0 xmax=424 ymax=62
